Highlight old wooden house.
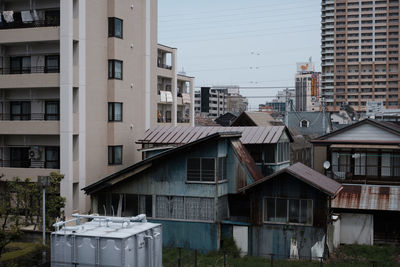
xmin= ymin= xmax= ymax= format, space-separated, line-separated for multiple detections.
xmin=311 ymin=119 xmax=400 ymax=246
xmin=83 ymin=132 xmax=264 ymax=252
xmin=83 ymin=126 xmax=342 ymax=257
xmin=137 ymin=125 xmax=293 ymax=176
xmin=236 ymin=163 xmax=342 ymax=258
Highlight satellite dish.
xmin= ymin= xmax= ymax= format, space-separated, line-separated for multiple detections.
xmin=323 ymin=161 xmax=331 ymax=170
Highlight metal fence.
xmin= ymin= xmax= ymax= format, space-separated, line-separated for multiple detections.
xmin=0 ymin=66 xmax=60 ymax=74
xmin=163 ymin=248 xmax=386 ymax=267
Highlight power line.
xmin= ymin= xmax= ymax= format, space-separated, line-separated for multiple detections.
xmin=159 ymin=16 xmax=318 ymax=34
xmin=160 ymin=28 xmax=320 ymax=44
xmin=159 ymin=3 xmax=320 ymax=23
xmin=160 ymin=23 xmax=320 ymax=41
xmin=158 ymin=0 xmax=317 ymax=18
xmin=180 ymin=46 xmax=315 ymax=60
xmin=159 ymin=11 xmax=320 ymax=29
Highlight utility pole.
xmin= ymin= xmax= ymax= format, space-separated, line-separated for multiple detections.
xmin=38 ymin=176 xmax=50 ymax=264
xmin=285 ymin=88 xmax=289 ymax=126
xmin=321 ymin=97 xmax=326 ymax=135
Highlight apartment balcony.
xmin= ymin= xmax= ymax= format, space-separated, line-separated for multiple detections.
xmin=0 ymin=113 xmax=59 ymax=135
xmin=0 ymin=66 xmax=59 ymax=88
xmin=0 ymin=145 xmax=60 ymax=181
xmin=0 ymin=10 xmax=60 ymax=44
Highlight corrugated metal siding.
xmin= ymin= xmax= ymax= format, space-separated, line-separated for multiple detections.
xmin=138 ymin=126 xmax=286 ymax=145
xmin=325 ymin=124 xmax=400 ymax=142
xmin=331 ymin=184 xmax=400 ymax=211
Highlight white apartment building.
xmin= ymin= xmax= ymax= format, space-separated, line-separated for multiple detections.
xmin=195 ymin=85 xmax=248 ymax=118
xmin=0 ymin=0 xmax=194 ymax=216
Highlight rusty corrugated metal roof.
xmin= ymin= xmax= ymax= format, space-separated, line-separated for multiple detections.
xmin=138 ymin=126 xmax=292 ymax=145
xmin=239 ymin=162 xmax=343 ymax=196
xmin=230 ymin=139 xmax=264 ymax=182
xmin=331 ymin=184 xmax=400 ymax=211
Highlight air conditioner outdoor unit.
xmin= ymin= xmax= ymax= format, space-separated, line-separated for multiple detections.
xmin=29 ymin=147 xmax=41 ymax=160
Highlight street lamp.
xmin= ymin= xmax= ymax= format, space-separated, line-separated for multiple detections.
xmin=38 ymin=176 xmax=50 ymax=264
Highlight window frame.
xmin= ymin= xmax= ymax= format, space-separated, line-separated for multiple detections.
xmin=45 ymin=146 xmax=60 ymax=169
xmin=108 ymin=59 xmax=123 ymax=80
xmin=45 ymin=101 xmax=60 ymax=121
xmin=44 ymin=55 xmax=60 ymax=73
xmin=108 ymin=145 xmax=123 ymax=165
xmin=108 ymin=17 xmax=123 ymax=39
xmin=186 ymin=157 xmax=216 ymax=183
xmin=108 ymin=102 xmax=123 ymax=122
xmin=10 ymin=101 xmax=31 ymax=121
xmin=263 ymin=197 xmax=313 ymax=226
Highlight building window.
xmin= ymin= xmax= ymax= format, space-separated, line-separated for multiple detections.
xmin=108 ymin=102 xmax=123 ymax=122
xmin=155 ymin=195 xmax=214 ymax=221
xmin=218 ymin=157 xmax=227 ymax=180
xmin=263 ymin=197 xmax=313 ymax=225
xmin=45 ymin=55 xmax=60 ymax=73
xmin=10 ymin=101 xmax=30 ymax=121
xmin=121 ymin=194 xmax=152 ymax=217
xmin=108 ymin=60 xmax=123 ymax=80
xmin=300 ymin=119 xmax=309 ymax=128
xmin=45 ymin=147 xmax=60 ymax=169
xmin=277 ymin=142 xmax=289 ymax=162
xmin=187 ymin=158 xmax=216 ymax=182
xmin=108 ymin=146 xmax=122 ymax=165
xmin=332 ymin=150 xmax=400 ymax=179
xmin=45 ymin=101 xmax=59 ymax=120
xmin=10 ymin=147 xmax=30 ymax=168
xmin=10 ymin=56 xmax=31 ymax=74
xmin=108 ymin=17 xmax=123 ymax=38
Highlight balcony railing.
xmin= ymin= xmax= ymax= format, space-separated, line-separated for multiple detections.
xmin=0 ymin=10 xmax=60 ymax=30
xmin=0 ymin=66 xmax=59 ymax=74
xmin=177 ymin=118 xmax=190 ymax=123
xmin=158 ymin=117 xmax=171 ymax=123
xmin=157 ymin=62 xmax=172 ymax=70
xmin=0 ymin=160 xmax=59 ymax=169
xmin=0 ymin=113 xmax=59 ymax=121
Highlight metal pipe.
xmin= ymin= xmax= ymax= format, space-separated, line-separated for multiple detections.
xmin=42 ymin=186 xmax=46 ymax=264
xmin=71 ymin=213 xmax=147 ymax=223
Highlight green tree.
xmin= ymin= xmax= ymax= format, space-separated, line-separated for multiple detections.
xmin=0 ymin=172 xmax=65 ymax=264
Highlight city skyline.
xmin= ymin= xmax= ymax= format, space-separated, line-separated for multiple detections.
xmin=158 ymin=0 xmax=322 ymax=110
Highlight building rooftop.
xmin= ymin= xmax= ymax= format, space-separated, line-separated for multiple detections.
xmin=239 ymin=162 xmax=343 ymax=196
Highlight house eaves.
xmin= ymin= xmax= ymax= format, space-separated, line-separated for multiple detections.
xmin=239 ymin=162 xmax=343 ymax=197
xmin=83 ymin=132 xmax=243 ymax=195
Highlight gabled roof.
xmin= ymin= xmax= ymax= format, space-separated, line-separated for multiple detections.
xmin=83 ymin=132 xmax=262 ymax=195
xmin=239 ymin=162 xmax=343 ymax=197
xmin=231 ymin=111 xmax=282 ymax=127
xmin=312 ymin=118 xmax=400 ymax=143
xmin=137 ymin=126 xmax=293 ymax=145
xmin=287 ymin=111 xmax=331 ymax=137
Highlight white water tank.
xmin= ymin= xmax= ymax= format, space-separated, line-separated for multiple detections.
xmin=51 ymin=214 xmax=162 ymax=267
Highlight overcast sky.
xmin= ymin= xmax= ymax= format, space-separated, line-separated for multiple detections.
xmin=158 ymin=0 xmax=321 ymax=110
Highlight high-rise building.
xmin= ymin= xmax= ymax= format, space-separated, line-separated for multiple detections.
xmin=0 ymin=0 xmax=194 ymax=216
xmin=295 ymin=62 xmax=321 ymax=112
xmin=321 ymin=0 xmax=400 ymax=112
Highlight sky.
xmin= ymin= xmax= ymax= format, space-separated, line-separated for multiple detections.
xmin=158 ymin=0 xmax=321 ymax=111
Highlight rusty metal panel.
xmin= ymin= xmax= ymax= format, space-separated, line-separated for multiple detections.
xmin=262 ymin=126 xmax=279 ymax=144
xmin=271 ymin=127 xmax=284 ymax=143
xmin=152 ymin=125 xmax=171 ymax=143
xmin=240 ymin=162 xmax=342 ymax=197
xmin=139 ymin=126 xmax=289 ymax=145
xmin=231 ymin=139 xmax=264 ymax=183
xmin=331 ymin=184 xmax=400 ymax=211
